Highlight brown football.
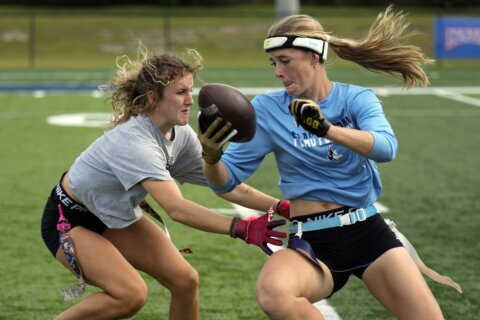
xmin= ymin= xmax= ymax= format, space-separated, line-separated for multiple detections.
xmin=197 ymin=83 xmax=256 ymax=142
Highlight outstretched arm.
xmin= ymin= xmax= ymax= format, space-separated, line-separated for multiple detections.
xmin=141 ymin=179 xmax=286 ymax=254
xmin=218 ymin=183 xmax=279 ymax=212
xmin=143 ymin=179 xmax=231 ymax=233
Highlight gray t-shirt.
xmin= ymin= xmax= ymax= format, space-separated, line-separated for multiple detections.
xmin=68 ymin=114 xmax=207 ymax=228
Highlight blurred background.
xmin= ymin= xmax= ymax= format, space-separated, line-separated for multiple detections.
xmin=0 ymin=0 xmax=479 ymax=88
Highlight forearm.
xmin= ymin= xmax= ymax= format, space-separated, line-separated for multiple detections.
xmin=325 ymin=125 xmax=374 ymax=157
xmin=168 ymin=197 xmax=232 ymax=234
xmin=219 ymin=183 xmax=279 ymax=212
xmin=142 ymin=179 xmax=232 ymax=235
xmin=203 ymin=161 xmax=230 ymax=187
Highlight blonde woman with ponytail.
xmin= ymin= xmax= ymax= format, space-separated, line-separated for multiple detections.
xmin=201 ymin=6 xmax=443 ymax=319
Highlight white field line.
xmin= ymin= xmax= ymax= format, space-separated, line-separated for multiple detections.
xmin=314 ymin=300 xmax=342 ymax=319
xmin=231 ymin=203 xmax=262 ymax=219
xmin=222 ymin=86 xmax=480 ymax=111
xmin=216 ymin=86 xmax=480 ymax=97
xmin=374 ymin=202 xmax=390 ymax=213
xmin=211 ymin=208 xmax=239 ymax=214
xmin=385 ymin=109 xmax=480 ymax=117
xmin=369 ymin=86 xmax=480 ymax=96
xmin=431 ymin=89 xmax=480 ymax=108
xmin=230 ymin=86 xmax=480 ymax=110
xmin=13 ymin=86 xmax=480 ymax=96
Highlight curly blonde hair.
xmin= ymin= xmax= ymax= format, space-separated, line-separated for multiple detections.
xmin=267 ymin=5 xmax=434 ymax=88
xmin=103 ymin=45 xmax=203 ymax=129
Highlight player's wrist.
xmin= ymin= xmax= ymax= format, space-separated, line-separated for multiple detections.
xmin=275 ymin=200 xmax=291 ymax=220
xmin=315 ymin=121 xmax=331 ymax=137
xmin=202 ymin=151 xmax=221 ymax=165
xmin=230 ymin=217 xmax=248 ymax=239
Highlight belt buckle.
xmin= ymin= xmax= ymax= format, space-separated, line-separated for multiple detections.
xmin=339 ymin=213 xmax=351 ymax=227
xmin=291 ymin=221 xmax=303 ymax=238
xmin=343 ymin=207 xmax=367 ymax=226
xmin=356 ymin=208 xmax=367 ymax=222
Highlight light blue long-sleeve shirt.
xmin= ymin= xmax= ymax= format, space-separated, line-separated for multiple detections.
xmin=213 ymin=82 xmax=398 ymax=209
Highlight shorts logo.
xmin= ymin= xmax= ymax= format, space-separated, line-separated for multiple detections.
xmin=55 ymin=184 xmax=88 ymax=212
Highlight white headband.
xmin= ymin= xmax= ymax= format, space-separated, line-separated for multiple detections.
xmin=263 ymin=36 xmax=329 ymax=62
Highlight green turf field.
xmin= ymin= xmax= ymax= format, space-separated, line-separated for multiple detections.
xmin=0 ymin=86 xmax=479 ymax=319
xmin=1 ymin=4 xmax=479 ymax=319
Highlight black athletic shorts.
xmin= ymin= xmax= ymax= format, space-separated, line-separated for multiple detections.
xmin=41 ymin=173 xmax=107 ymax=257
xmin=290 ymin=206 xmax=403 ymax=298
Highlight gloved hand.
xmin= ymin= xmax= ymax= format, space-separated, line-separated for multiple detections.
xmin=230 ymin=206 xmax=286 ymax=255
xmin=275 ymin=200 xmax=291 ymax=220
xmin=289 ymin=99 xmax=331 ymax=137
xmin=197 ymin=117 xmax=237 ymax=165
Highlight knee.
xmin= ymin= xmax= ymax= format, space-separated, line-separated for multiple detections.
xmin=118 ymin=280 xmax=148 ymax=317
xmin=169 ymin=267 xmax=199 ymax=295
xmin=256 ymin=278 xmax=290 ymax=316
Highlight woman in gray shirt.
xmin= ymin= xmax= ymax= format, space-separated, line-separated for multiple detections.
xmin=41 ymin=47 xmax=286 ymax=320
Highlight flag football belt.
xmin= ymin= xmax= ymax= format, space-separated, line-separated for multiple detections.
xmin=140 ymin=200 xmax=192 ymax=254
xmin=289 ymin=205 xmax=379 ymax=235
xmin=56 ymin=204 xmax=86 ymax=301
xmin=287 ymin=205 xmax=379 ymax=269
xmin=287 ymin=237 xmax=322 ymax=268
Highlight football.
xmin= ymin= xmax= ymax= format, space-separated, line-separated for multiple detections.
xmin=198 ymin=83 xmax=256 ymax=143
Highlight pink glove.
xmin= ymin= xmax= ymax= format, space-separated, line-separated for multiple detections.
xmin=275 ymin=200 xmax=291 ymax=220
xmin=230 ymin=206 xmax=286 ymax=255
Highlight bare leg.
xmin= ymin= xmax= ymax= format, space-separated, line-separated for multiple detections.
xmin=104 ymin=216 xmax=199 ymax=320
xmin=256 ymin=249 xmax=333 ymax=320
xmin=362 ymin=247 xmax=444 ymax=320
xmin=54 ymin=227 xmax=148 ymax=320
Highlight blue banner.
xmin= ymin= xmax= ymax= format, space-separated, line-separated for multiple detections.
xmin=434 ymin=17 xmax=480 ymax=59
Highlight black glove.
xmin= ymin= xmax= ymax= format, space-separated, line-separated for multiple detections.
xmin=289 ymin=99 xmax=331 ymax=137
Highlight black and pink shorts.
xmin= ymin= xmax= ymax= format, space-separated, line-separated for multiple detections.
xmin=41 ymin=173 xmax=106 ymax=257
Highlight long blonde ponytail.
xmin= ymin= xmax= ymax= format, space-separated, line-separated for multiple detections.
xmin=267 ymin=5 xmax=434 ymax=88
